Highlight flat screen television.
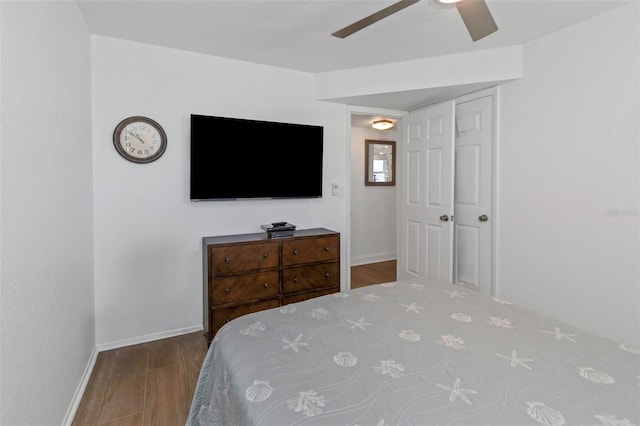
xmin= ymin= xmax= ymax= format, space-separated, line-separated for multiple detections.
xmin=190 ymin=114 xmax=324 ymax=200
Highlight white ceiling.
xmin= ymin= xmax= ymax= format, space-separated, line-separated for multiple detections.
xmin=77 ymin=0 xmax=628 ymax=111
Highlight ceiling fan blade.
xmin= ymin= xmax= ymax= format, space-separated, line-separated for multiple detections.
xmin=456 ymin=0 xmax=498 ymax=42
xmin=332 ymin=0 xmax=420 ymax=39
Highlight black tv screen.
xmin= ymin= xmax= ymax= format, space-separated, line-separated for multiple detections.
xmin=190 ymin=114 xmax=323 ymax=200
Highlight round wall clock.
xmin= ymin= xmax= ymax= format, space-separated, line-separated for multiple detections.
xmin=113 ymin=116 xmax=167 ymax=163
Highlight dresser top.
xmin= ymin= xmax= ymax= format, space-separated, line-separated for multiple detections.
xmin=203 ymin=227 xmax=339 ymax=246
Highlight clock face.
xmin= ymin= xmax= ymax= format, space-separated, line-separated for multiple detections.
xmin=113 ymin=116 xmax=167 ymax=163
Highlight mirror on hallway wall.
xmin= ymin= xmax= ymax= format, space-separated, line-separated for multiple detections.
xmin=365 ymin=140 xmax=396 ymax=186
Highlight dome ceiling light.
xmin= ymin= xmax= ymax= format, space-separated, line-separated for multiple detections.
xmin=372 ymin=119 xmax=394 ymax=131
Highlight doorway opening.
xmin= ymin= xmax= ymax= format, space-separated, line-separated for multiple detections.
xmin=347 ymin=109 xmax=404 ymax=290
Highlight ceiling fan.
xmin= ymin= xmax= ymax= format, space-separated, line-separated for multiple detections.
xmin=332 ymin=0 xmax=498 ymax=42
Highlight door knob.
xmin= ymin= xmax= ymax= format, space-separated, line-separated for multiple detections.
xmin=478 ymin=214 xmax=489 ymax=222
xmin=439 ymin=215 xmax=449 ymax=222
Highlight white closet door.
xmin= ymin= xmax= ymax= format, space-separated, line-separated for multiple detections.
xmin=453 ymin=95 xmax=493 ymax=293
xmin=398 ymin=101 xmax=455 ymax=281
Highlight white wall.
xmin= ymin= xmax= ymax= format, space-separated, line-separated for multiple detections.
xmin=498 ymin=2 xmax=640 ymax=347
xmin=92 ymin=36 xmax=348 ymax=347
xmin=350 ymin=126 xmax=398 ymax=265
xmin=0 ymin=1 xmax=95 ymax=424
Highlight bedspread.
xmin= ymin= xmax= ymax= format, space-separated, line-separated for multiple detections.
xmin=187 ymin=279 xmax=639 ymax=426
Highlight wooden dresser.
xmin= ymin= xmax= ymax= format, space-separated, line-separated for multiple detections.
xmin=202 ymin=228 xmax=340 ymax=343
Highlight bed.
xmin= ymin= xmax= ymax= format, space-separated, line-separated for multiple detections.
xmin=187 ymin=278 xmax=639 ymax=426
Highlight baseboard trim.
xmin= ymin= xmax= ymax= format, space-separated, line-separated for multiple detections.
xmin=96 ymin=324 xmax=204 ymax=352
xmin=62 ymin=346 xmax=98 ymax=426
xmin=351 ymin=253 xmax=396 ymax=267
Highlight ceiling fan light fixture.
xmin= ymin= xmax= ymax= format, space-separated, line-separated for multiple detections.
xmin=372 ymin=119 xmax=394 ymax=130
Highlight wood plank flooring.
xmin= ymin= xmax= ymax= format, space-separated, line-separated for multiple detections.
xmin=351 ymin=259 xmax=397 ymax=289
xmin=72 ymin=331 xmax=207 ymax=426
xmin=73 ymin=260 xmax=395 ymax=425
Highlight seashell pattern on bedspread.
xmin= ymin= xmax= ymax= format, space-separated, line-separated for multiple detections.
xmin=187 ymin=279 xmax=640 ymax=426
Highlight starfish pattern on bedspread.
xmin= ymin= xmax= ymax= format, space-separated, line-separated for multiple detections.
xmin=347 ymin=317 xmax=372 ymax=330
xmin=436 ymin=378 xmax=477 ymax=405
xmin=399 ymin=302 xmax=424 ymax=313
xmin=282 ymin=334 xmax=308 ymax=352
xmin=541 ymin=326 xmax=577 ymax=342
xmin=496 ymin=350 xmax=534 ymax=370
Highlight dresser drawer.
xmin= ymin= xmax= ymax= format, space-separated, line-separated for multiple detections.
xmin=282 ymin=236 xmax=339 ymax=266
xmin=282 ymin=262 xmax=339 ymax=293
xmin=210 ymin=242 xmax=279 ymax=275
xmin=210 ymin=298 xmax=280 ymax=339
xmin=282 ymin=287 xmax=337 ymax=305
xmin=211 ymin=271 xmax=279 ymax=305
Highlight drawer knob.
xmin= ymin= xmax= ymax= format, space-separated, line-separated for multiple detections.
xmin=293 ymin=277 xmax=299 ymax=283
xmin=224 ymin=257 xmax=231 ymax=263
xmin=325 ymin=273 xmax=330 ymax=278
xmin=263 ymin=282 xmax=269 ymax=288
xmin=262 ymin=253 xmax=269 ymax=259
xmin=292 ymin=250 xmax=299 ymax=256
xmin=324 ymin=247 xmax=329 ymax=252
xmin=225 ymin=288 xmax=231 ymax=294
